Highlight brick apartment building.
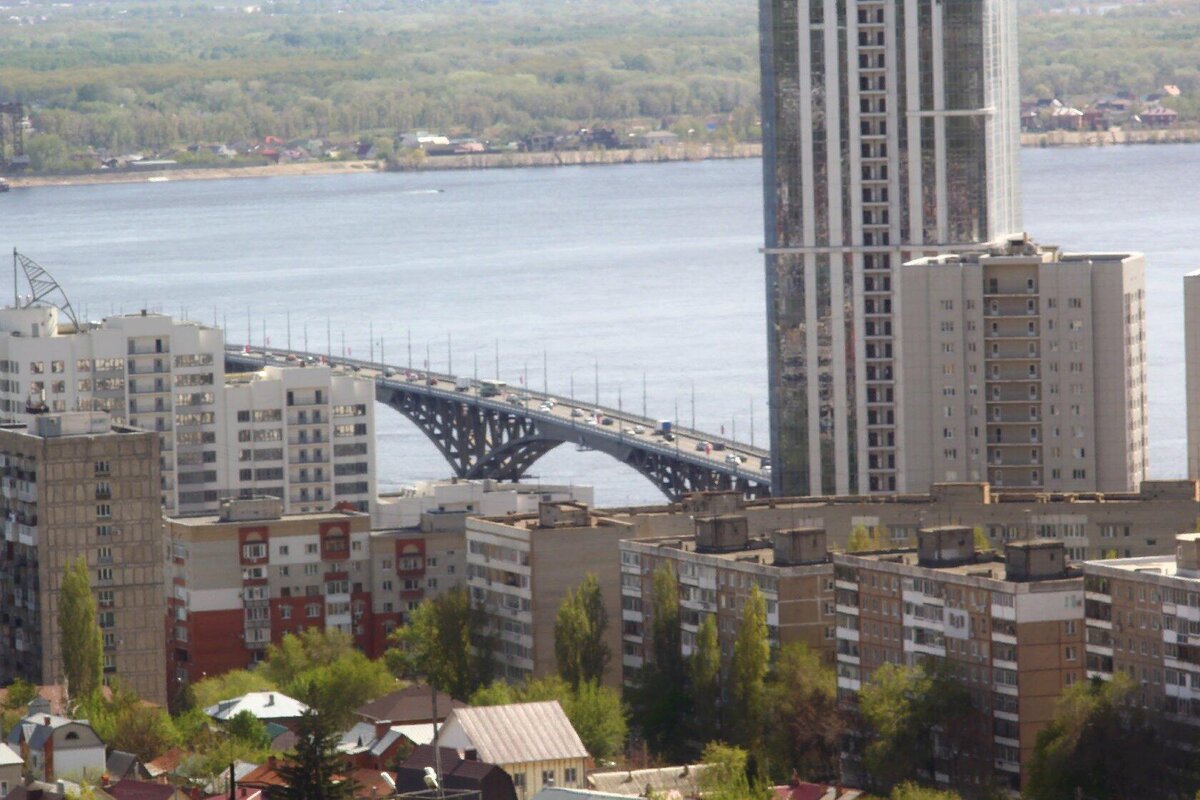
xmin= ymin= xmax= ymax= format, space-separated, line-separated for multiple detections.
xmin=0 ymin=412 xmax=166 ymax=705
xmin=619 ymin=517 xmax=837 ymax=683
xmin=834 ymin=529 xmax=1084 ymax=792
xmin=1082 ymin=533 xmax=1200 ymax=737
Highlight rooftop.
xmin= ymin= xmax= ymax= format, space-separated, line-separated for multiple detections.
xmin=440 ymin=701 xmax=588 ymax=764
xmin=204 ymin=692 xmax=309 ymax=721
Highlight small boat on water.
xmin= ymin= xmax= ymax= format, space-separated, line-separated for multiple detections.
xmin=0 ymin=179 xmax=9 ymax=193
xmin=147 ymin=176 xmax=169 ymax=183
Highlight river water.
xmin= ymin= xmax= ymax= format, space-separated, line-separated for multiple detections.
xmin=0 ymin=144 xmax=1195 ymax=505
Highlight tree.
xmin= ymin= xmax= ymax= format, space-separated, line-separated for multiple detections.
xmin=688 ymin=613 xmax=722 ymax=744
xmin=847 ymin=525 xmax=871 ymax=552
xmin=269 ymin=708 xmax=357 ymax=800
xmin=227 ymin=710 xmax=271 ymax=749
xmin=629 ymin=563 xmax=690 ymax=760
xmin=565 ymin=681 xmax=628 ymax=760
xmin=766 ymin=643 xmax=842 ymax=782
xmin=555 ymin=573 xmax=611 ymax=688
xmin=59 ymin=556 xmax=103 ymax=703
xmin=697 ymin=742 xmax=770 ymax=800
xmin=1025 ymin=673 xmax=1185 ymax=800
xmin=972 ymin=527 xmax=989 ymax=551
xmin=857 ymin=661 xmax=972 ymax=792
xmin=386 ymin=586 xmax=492 ymax=701
xmin=728 ymin=585 xmax=769 ymax=752
xmin=889 ymin=784 xmax=963 ymax=800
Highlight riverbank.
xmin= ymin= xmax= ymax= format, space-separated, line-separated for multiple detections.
xmin=1021 ymin=127 xmax=1200 ymax=147
xmin=8 ymin=131 xmax=1200 ymax=189
xmin=8 ymin=142 xmax=763 ymax=189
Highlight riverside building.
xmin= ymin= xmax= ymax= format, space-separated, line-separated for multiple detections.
xmin=758 ymin=0 xmax=1022 ymax=497
xmin=0 ymin=306 xmax=374 ymax=515
xmin=834 ymin=530 xmax=1084 ymax=791
xmin=898 ymin=236 xmax=1147 ymax=492
xmin=0 ymin=412 xmax=166 ymax=705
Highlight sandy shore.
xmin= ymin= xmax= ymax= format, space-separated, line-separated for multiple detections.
xmin=6 ymin=130 xmax=1198 ymax=190
xmin=8 ymin=159 xmax=381 ymax=189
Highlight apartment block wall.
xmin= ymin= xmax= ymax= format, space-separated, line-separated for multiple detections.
xmin=0 ymin=419 xmax=166 ymax=705
xmin=610 ymin=483 xmax=1200 ymax=564
xmin=221 ymin=365 xmax=375 ymax=516
xmin=619 ymin=537 xmax=835 ymax=684
xmin=897 ymin=241 xmax=1146 ymax=494
xmin=465 ymin=510 xmax=645 ymax=687
xmin=0 ymin=307 xmax=375 ymax=516
xmin=832 ymin=549 xmax=1083 ymax=790
xmin=1183 ymin=271 xmax=1200 ymax=479
xmin=166 ymin=507 xmax=373 ymax=690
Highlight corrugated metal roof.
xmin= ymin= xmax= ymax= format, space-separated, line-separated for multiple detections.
xmin=443 ymin=701 xmax=588 ymax=764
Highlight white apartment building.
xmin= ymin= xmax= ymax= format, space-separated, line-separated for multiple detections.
xmin=0 ymin=306 xmax=374 ymax=515
xmin=897 ymin=236 xmax=1147 ymax=493
xmin=223 ymin=365 xmax=375 ymax=515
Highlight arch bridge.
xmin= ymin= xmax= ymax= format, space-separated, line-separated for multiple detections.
xmin=227 ymin=347 xmax=771 ymax=500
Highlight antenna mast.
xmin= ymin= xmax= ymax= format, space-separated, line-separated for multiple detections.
xmin=12 ymin=250 xmax=80 ymax=329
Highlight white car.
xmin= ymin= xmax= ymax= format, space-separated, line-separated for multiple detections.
xmin=571 ymin=408 xmax=585 ymax=418
xmin=725 ymin=453 xmax=743 ymax=465
xmin=633 ymin=425 xmax=645 ymax=435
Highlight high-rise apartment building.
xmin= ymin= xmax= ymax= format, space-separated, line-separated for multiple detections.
xmin=1182 ymin=271 xmax=1200 ymax=478
xmin=899 ymin=237 xmax=1147 ymax=492
xmin=759 ymin=0 xmax=1021 ymax=496
xmin=165 ymin=497 xmax=373 ymax=690
xmin=1081 ymin=534 xmax=1200 ymax=743
xmin=0 ymin=306 xmax=374 ymax=515
xmin=0 ymin=413 xmax=166 ymax=705
xmin=834 ymin=530 xmax=1083 ymax=791
xmin=619 ymin=520 xmax=837 ymax=684
xmin=465 ymin=502 xmax=640 ymax=685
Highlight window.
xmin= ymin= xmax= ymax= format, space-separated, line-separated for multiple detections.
xmin=564 ymin=768 xmax=577 ymax=784
xmin=306 ymin=543 xmax=319 ymax=554
xmin=541 ymin=771 xmax=555 ymax=787
xmin=306 ymin=604 xmax=321 ymax=618
xmin=303 ymin=564 xmax=319 ymax=576
xmin=243 ymin=543 xmax=267 ymax=560
xmin=280 ymin=606 xmax=292 ymax=620
xmin=1065 ymin=646 xmax=1077 ymax=661
xmin=96 ymin=504 xmax=112 ymax=518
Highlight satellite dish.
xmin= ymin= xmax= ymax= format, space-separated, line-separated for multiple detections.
xmin=381 ymin=772 xmax=397 ymax=792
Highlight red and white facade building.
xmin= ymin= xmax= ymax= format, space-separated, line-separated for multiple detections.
xmin=165 ymin=497 xmax=377 ymax=690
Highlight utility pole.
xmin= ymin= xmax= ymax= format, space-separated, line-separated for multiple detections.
xmin=286 ymin=311 xmax=291 ymax=351
xmin=447 ymin=332 xmax=452 ymax=376
xmin=691 ymin=381 xmax=696 ymax=430
xmin=543 ymin=349 xmax=548 ymax=396
xmin=341 ymin=330 xmax=345 ymax=358
xmin=369 ymin=322 xmax=374 ymax=364
xmin=303 ymin=322 xmax=308 ymax=353
xmin=326 ymin=318 xmax=331 ymax=360
xmin=246 ymin=308 xmax=251 ymax=349
xmin=593 ymin=357 xmax=599 ymax=409
xmin=494 ymin=339 xmax=500 ymax=379
xmin=642 ymin=371 xmax=647 ymax=420
xmin=407 ymin=328 xmax=412 ymax=370
xmin=426 ymin=342 xmax=431 ymax=372
xmin=750 ymin=397 xmax=755 ymax=447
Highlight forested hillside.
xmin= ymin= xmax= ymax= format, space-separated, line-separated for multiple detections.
xmin=1 ymin=0 xmax=1198 ymax=167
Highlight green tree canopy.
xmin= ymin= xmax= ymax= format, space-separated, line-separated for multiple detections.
xmin=554 ymin=572 xmax=611 ymax=688
xmin=729 ymin=585 xmax=770 ymax=752
xmin=1026 ymin=673 xmax=1187 ymax=800
xmin=386 ymin=586 xmax=492 ymax=701
xmin=687 ymin=613 xmax=722 ymax=745
xmin=59 ymin=556 xmax=103 ymax=704
xmin=629 ymin=563 xmax=690 ymax=760
xmin=858 ymin=661 xmax=972 ymax=792
xmin=766 ymin=643 xmax=842 ymax=782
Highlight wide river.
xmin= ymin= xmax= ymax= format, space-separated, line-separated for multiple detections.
xmin=1 ymin=145 xmax=1196 ymax=505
